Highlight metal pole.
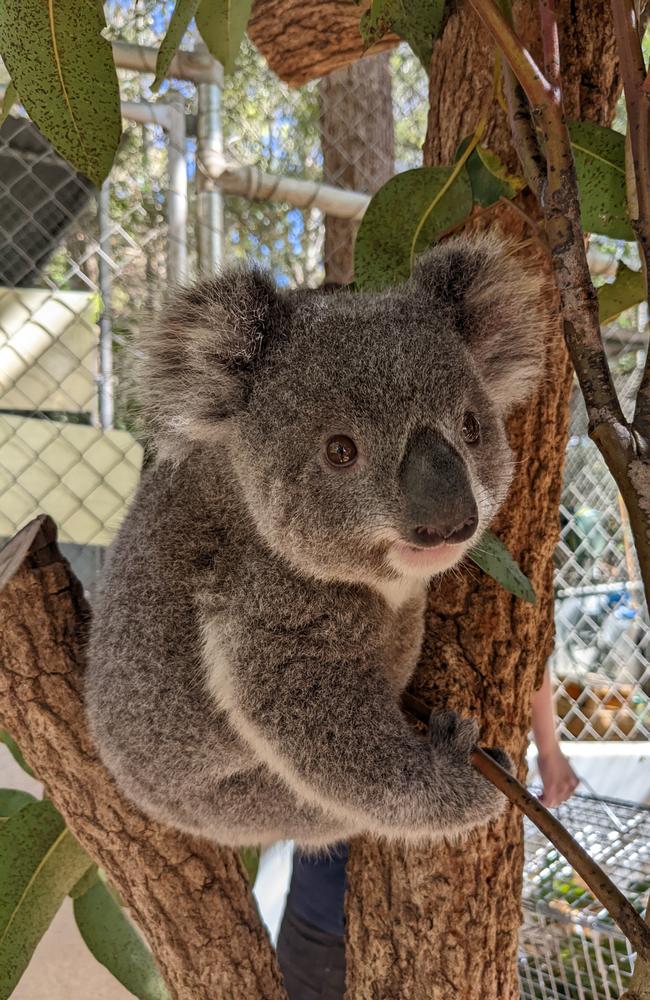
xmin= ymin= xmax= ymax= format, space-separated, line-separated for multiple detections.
xmin=97 ymin=182 xmax=114 ymax=430
xmin=196 ymin=51 xmax=224 ymax=275
xmin=165 ymin=92 xmax=188 ymax=285
xmin=112 ymin=41 xmax=222 ymax=86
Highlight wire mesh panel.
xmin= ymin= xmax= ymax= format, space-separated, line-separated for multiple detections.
xmin=519 ymin=792 xmax=650 ymax=998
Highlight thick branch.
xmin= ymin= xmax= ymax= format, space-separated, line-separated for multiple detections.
xmin=0 ymin=517 xmax=286 ymax=1000
xmin=611 ymin=0 xmax=650 ymax=436
xmin=401 ymin=692 xmax=650 ymax=963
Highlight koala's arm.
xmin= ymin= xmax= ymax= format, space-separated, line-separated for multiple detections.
xmin=206 ymin=622 xmax=505 ymax=838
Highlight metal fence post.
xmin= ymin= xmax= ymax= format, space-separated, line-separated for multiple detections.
xmin=97 ymin=181 xmax=114 ymax=430
xmin=196 ymin=52 xmax=225 ymax=275
xmin=166 ymin=91 xmax=188 ymax=285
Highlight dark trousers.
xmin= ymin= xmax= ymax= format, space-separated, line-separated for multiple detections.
xmin=276 ymin=844 xmax=348 ymax=1000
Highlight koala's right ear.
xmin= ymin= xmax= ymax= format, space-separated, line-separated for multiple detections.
xmin=136 ymin=266 xmax=285 ymax=453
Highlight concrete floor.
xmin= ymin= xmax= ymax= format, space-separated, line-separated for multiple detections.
xmin=0 ymin=745 xmax=131 ymax=1000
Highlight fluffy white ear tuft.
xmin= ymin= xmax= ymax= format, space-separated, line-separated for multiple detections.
xmin=410 ymin=232 xmax=550 ymax=414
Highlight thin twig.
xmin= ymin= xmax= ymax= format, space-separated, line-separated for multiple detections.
xmin=400 ymin=691 xmax=650 ymax=963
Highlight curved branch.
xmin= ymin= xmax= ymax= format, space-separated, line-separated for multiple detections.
xmin=0 ymin=516 xmax=286 ymax=1000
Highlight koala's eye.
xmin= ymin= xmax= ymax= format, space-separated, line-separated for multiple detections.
xmin=325 ymin=435 xmax=358 ymax=467
xmin=462 ymin=411 xmax=481 ymax=445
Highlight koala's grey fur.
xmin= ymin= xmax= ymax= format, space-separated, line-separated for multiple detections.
xmin=86 ymin=233 xmax=547 ymax=849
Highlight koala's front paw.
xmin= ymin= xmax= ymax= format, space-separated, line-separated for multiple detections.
xmin=481 ymin=745 xmax=513 ymax=773
xmin=428 ymin=710 xmax=506 ymax=826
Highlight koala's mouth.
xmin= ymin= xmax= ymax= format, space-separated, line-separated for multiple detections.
xmin=388 ymin=539 xmax=468 ymax=576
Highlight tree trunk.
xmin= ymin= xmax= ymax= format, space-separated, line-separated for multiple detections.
xmin=0 ymin=517 xmax=286 ymax=1000
xmin=345 ymin=3 xmax=621 ymax=998
xmin=319 ymin=52 xmax=394 ymax=286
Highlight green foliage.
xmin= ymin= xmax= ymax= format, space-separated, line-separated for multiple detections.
xmin=598 ymin=262 xmax=646 ymax=324
xmin=456 ymin=139 xmax=526 ymax=206
xmin=0 ymin=790 xmax=37 ymax=819
xmin=74 ymin=878 xmax=170 ymax=1000
xmin=0 ymin=800 xmax=93 ymax=998
xmin=0 ymin=0 xmax=122 ymax=186
xmin=469 ymin=530 xmax=536 ymax=604
xmin=0 ymin=81 xmax=17 ymax=126
xmin=197 ymin=0 xmax=254 ymax=75
xmin=153 ymin=0 xmax=201 ymax=91
xmin=354 ymin=164 xmax=473 ymax=289
xmin=359 ymin=0 xmax=446 ymax=70
xmin=240 ymin=846 xmax=260 ymax=885
xmin=568 ymin=121 xmax=634 ymax=241
xmin=0 ymin=732 xmax=33 ymax=778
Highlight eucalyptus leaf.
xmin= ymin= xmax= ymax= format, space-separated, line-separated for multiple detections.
xmin=0 ymin=790 xmax=37 ymax=818
xmin=240 ymin=846 xmax=260 ymax=885
xmin=153 ymin=0 xmax=201 ymax=92
xmin=455 ymin=138 xmax=525 ymax=206
xmin=568 ymin=121 xmax=633 ymax=241
xmin=0 ymin=800 xmax=93 ymax=998
xmin=196 ymin=0 xmax=253 ymax=75
xmin=74 ymin=879 xmax=170 ymax=1000
xmin=69 ymin=864 xmax=99 ymax=900
xmin=0 ymin=731 xmax=33 ymax=778
xmin=469 ymin=530 xmax=536 ymax=604
xmin=598 ymin=263 xmax=646 ymax=325
xmin=0 ymin=82 xmax=17 ymax=126
xmin=0 ymin=0 xmax=122 ymax=186
xmin=354 ymin=165 xmax=473 ymax=290
xmin=359 ymin=0 xmax=445 ymax=70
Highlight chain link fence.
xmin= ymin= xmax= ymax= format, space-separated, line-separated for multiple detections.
xmin=1 ymin=7 xmax=649 ymax=997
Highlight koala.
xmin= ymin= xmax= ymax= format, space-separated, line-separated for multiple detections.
xmin=85 ymin=233 xmax=546 ymax=849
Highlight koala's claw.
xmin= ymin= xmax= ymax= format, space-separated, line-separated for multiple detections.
xmin=428 ymin=709 xmax=478 ymax=755
xmin=481 ymin=746 xmax=513 ymax=773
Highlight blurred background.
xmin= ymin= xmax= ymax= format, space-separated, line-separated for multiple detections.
xmin=0 ymin=3 xmax=649 ymax=997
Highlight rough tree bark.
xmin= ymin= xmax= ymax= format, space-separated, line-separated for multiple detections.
xmin=248 ymin=0 xmax=398 ymax=87
xmin=344 ymin=3 xmax=621 ymax=998
xmin=0 ymin=517 xmax=286 ymax=1000
xmin=319 ymin=52 xmax=394 ymax=285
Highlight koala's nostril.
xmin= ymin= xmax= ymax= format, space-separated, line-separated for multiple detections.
xmin=445 ymin=514 xmax=478 ymax=544
xmin=414 ymin=525 xmax=444 ymax=547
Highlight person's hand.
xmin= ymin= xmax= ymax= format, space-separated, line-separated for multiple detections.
xmin=537 ymin=747 xmax=579 ymax=807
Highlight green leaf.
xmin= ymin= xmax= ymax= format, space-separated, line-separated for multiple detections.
xmin=469 ymin=529 xmax=536 ymax=604
xmin=152 ymin=0 xmax=201 ymax=92
xmin=598 ymin=263 xmax=646 ymax=324
xmin=568 ymin=121 xmax=634 ymax=241
xmin=74 ymin=879 xmax=170 ymax=1000
xmin=0 ymin=800 xmax=93 ymax=998
xmin=0 ymin=81 xmax=17 ymax=126
xmin=359 ymin=0 xmax=445 ymax=70
xmin=0 ymin=0 xmax=122 ymax=186
xmin=455 ymin=138 xmax=526 ymax=206
xmin=0 ymin=790 xmax=37 ymax=818
xmin=354 ymin=165 xmax=473 ymax=290
xmin=196 ymin=0 xmax=253 ymax=75
xmin=240 ymin=846 xmax=260 ymax=885
xmin=0 ymin=731 xmax=34 ymax=778
xmin=69 ymin=864 xmax=99 ymax=900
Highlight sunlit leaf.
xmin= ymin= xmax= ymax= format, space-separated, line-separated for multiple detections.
xmin=469 ymin=529 xmax=536 ymax=604
xmin=0 ymin=0 xmax=122 ymax=186
xmin=598 ymin=263 xmax=646 ymax=324
xmin=74 ymin=879 xmax=170 ymax=1000
xmin=0 ymin=731 xmax=33 ymax=778
xmin=0 ymin=801 xmax=93 ymax=998
xmin=359 ymin=0 xmax=445 ymax=70
xmin=196 ymin=0 xmax=253 ymax=75
xmin=153 ymin=0 xmax=201 ymax=92
xmin=568 ymin=121 xmax=633 ymax=241
xmin=354 ymin=165 xmax=473 ymax=290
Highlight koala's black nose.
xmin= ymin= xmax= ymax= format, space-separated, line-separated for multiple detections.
xmin=400 ymin=427 xmax=478 ymax=547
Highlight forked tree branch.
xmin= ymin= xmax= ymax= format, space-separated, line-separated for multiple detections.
xmin=0 ymin=516 xmax=286 ymax=1000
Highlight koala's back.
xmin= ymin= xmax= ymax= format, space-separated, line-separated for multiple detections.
xmin=86 ymin=452 xmax=253 ymax=828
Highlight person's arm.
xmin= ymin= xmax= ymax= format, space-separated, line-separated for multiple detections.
xmin=531 ymin=668 xmax=579 ymax=807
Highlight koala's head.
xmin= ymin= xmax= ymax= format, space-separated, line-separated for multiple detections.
xmin=139 ymin=233 xmax=547 ymax=588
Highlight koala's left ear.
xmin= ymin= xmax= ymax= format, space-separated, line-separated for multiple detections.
xmin=136 ymin=265 xmax=287 ymax=454
xmin=410 ymin=233 xmax=549 ymax=414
